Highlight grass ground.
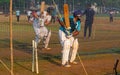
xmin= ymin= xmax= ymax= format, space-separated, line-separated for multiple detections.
xmin=0 ymin=15 xmax=120 ymax=75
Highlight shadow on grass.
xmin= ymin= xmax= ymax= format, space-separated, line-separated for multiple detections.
xmin=0 ymin=38 xmax=32 ymax=54
xmin=0 ymin=38 xmax=61 ymax=67
xmin=104 ymin=72 xmax=114 ymax=75
xmin=79 ymin=48 xmax=120 ymax=56
xmin=12 ymin=39 xmax=32 ymax=54
xmin=1 ymin=38 xmax=120 ymax=56
xmin=1 ymin=38 xmax=119 ymax=56
xmin=0 ymin=38 xmax=10 ymax=48
xmin=39 ymin=52 xmax=61 ymax=66
xmin=14 ymin=61 xmax=32 ymax=72
xmin=1 ymin=38 xmax=120 ymax=71
xmin=104 ymin=72 xmax=120 ymax=75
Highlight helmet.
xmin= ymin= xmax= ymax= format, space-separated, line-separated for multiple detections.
xmin=47 ymin=7 xmax=52 ymax=14
xmin=73 ymin=10 xmax=82 ymax=17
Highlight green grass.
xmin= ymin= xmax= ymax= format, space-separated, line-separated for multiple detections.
xmin=96 ymin=13 xmax=120 ymax=17
xmin=0 ymin=16 xmax=120 ymax=75
xmin=79 ymin=48 xmax=120 ymax=56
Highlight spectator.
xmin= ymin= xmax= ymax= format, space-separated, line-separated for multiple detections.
xmin=27 ymin=10 xmax=32 ymax=22
xmin=82 ymin=3 xmax=95 ymax=39
xmin=109 ymin=10 xmax=114 ymax=22
xmin=16 ymin=9 xmax=20 ymax=22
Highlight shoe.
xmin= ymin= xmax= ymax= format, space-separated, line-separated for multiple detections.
xmin=45 ymin=48 xmax=51 ymax=50
xmin=62 ymin=63 xmax=71 ymax=68
xmin=70 ymin=61 xmax=78 ymax=65
xmin=64 ymin=64 xmax=71 ymax=67
xmin=42 ymin=48 xmax=51 ymax=50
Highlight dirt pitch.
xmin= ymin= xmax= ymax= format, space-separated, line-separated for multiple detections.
xmin=0 ymin=15 xmax=120 ymax=75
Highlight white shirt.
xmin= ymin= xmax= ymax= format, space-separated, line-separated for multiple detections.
xmin=27 ymin=10 xmax=32 ymax=16
xmin=43 ymin=11 xmax=51 ymax=22
xmin=30 ymin=11 xmax=51 ymax=27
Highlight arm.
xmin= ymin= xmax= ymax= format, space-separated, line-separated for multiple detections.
xmin=72 ymin=20 xmax=81 ymax=36
xmin=45 ymin=20 xmax=51 ymax=25
xmin=72 ymin=30 xmax=79 ymax=36
xmin=32 ymin=11 xmax=39 ymax=19
xmin=56 ymin=17 xmax=65 ymax=27
xmin=44 ymin=14 xmax=52 ymax=25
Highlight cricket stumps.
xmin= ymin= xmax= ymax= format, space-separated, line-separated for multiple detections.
xmin=32 ymin=40 xmax=39 ymax=74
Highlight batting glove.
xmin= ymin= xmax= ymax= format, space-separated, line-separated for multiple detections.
xmin=66 ymin=34 xmax=73 ymax=39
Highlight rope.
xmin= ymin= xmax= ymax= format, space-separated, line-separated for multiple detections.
xmin=77 ymin=53 xmax=88 ymax=75
xmin=0 ymin=59 xmax=12 ymax=74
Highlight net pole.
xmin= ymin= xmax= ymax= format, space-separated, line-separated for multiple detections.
xmin=9 ymin=0 xmax=14 ymax=75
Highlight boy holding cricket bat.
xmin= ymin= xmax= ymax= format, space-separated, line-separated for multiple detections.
xmin=58 ymin=10 xmax=82 ymax=67
xmin=30 ymin=2 xmax=52 ymax=50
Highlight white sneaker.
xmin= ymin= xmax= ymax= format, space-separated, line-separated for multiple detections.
xmin=42 ymin=48 xmax=51 ymax=50
xmin=70 ymin=61 xmax=78 ymax=65
xmin=64 ymin=64 xmax=71 ymax=67
xmin=62 ymin=63 xmax=71 ymax=68
xmin=45 ymin=48 xmax=51 ymax=50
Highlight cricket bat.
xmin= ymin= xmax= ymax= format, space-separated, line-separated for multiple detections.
xmin=63 ymin=4 xmax=70 ymax=30
xmin=40 ymin=1 xmax=45 ymax=13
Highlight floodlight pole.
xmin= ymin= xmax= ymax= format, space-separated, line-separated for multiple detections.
xmin=10 ymin=0 xmax=14 ymax=75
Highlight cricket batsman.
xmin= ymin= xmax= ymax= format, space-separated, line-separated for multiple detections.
xmin=58 ymin=10 xmax=82 ymax=67
xmin=30 ymin=7 xmax=52 ymax=50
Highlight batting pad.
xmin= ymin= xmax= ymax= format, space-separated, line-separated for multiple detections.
xmin=70 ymin=38 xmax=78 ymax=62
xmin=62 ymin=39 xmax=71 ymax=65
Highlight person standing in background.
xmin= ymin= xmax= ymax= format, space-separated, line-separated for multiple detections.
xmin=16 ymin=9 xmax=20 ymax=22
xmin=82 ymin=3 xmax=95 ymax=39
xmin=27 ymin=10 xmax=32 ymax=22
xmin=109 ymin=10 xmax=114 ymax=22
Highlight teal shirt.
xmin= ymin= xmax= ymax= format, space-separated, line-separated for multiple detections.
xmin=16 ymin=10 xmax=20 ymax=16
xmin=59 ymin=16 xmax=81 ymax=34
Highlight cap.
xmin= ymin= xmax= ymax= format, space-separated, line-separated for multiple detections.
xmin=73 ymin=10 xmax=82 ymax=17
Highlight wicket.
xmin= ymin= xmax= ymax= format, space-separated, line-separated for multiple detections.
xmin=32 ymin=40 xmax=39 ymax=74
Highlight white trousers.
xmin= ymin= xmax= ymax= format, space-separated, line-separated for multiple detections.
xmin=33 ymin=23 xmax=51 ymax=48
xmin=59 ymin=30 xmax=78 ymax=65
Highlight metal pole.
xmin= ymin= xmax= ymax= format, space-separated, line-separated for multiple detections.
xmin=10 ymin=0 xmax=14 ymax=75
